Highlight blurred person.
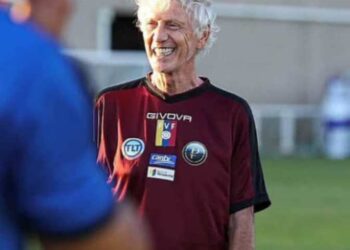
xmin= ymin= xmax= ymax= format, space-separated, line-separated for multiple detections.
xmin=0 ymin=1 xmax=150 ymax=250
xmin=95 ymin=0 xmax=271 ymax=249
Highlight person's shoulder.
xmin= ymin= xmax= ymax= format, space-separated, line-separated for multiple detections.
xmin=1 ymin=16 xmax=67 ymax=88
xmin=0 ymin=14 xmax=71 ymax=93
xmin=207 ymin=83 xmax=252 ymax=113
xmin=3 ymin=15 xmax=58 ymax=58
xmin=207 ymin=83 xmax=258 ymax=128
xmin=96 ymin=77 xmax=146 ymax=100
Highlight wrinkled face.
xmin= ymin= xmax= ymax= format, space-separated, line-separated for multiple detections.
xmin=139 ymin=0 xmax=204 ymax=74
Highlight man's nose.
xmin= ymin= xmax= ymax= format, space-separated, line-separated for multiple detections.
xmin=153 ymin=23 xmax=168 ymax=42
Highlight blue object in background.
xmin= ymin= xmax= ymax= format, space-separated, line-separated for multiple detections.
xmin=0 ymin=9 xmax=114 ymax=250
xmin=322 ymin=75 xmax=350 ymax=159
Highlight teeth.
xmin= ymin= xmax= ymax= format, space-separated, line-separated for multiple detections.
xmin=153 ymin=48 xmax=175 ymax=56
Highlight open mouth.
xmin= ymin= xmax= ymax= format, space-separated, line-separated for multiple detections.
xmin=152 ymin=47 xmax=176 ymax=57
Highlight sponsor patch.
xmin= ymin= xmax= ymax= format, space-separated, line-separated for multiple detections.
xmin=121 ymin=138 xmax=145 ymax=160
xmin=149 ymin=153 xmax=177 ymax=168
xmin=182 ymin=141 xmax=208 ymax=166
xmin=146 ymin=112 xmax=192 ymax=122
xmin=155 ymin=120 xmax=177 ymax=147
xmin=147 ymin=167 xmax=175 ymax=181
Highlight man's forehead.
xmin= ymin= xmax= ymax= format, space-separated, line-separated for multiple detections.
xmin=139 ymin=0 xmax=171 ymax=10
xmin=141 ymin=0 xmax=188 ymax=20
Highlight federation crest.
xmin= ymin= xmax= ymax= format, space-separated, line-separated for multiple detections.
xmin=155 ymin=120 xmax=177 ymax=147
xmin=182 ymin=141 xmax=208 ymax=166
xmin=121 ymin=138 xmax=145 ymax=160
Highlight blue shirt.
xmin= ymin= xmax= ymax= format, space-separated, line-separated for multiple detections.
xmin=0 ymin=10 xmax=114 ymax=250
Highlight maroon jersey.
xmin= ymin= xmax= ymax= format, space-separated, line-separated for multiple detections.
xmin=95 ymin=76 xmax=271 ymax=250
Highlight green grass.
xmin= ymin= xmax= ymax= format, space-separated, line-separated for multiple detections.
xmin=28 ymin=158 xmax=350 ymax=250
xmin=256 ymin=158 xmax=350 ymax=250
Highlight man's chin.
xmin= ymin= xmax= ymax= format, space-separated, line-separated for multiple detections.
xmin=151 ymin=65 xmax=174 ymax=74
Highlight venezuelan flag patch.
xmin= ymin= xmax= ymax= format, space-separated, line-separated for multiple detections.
xmin=155 ymin=120 xmax=177 ymax=147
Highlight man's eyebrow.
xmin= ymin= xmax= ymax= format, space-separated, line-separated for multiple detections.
xmin=165 ymin=19 xmax=186 ymax=25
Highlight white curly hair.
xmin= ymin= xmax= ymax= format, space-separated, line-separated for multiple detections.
xmin=135 ymin=0 xmax=219 ymax=55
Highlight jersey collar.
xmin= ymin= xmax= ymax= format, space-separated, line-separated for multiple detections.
xmin=144 ymin=73 xmax=211 ymax=103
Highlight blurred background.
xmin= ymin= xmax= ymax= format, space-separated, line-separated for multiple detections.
xmin=6 ymin=0 xmax=350 ymax=249
xmin=61 ymin=0 xmax=350 ymax=159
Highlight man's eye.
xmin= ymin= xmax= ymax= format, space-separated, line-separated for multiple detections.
xmin=145 ymin=22 xmax=156 ymax=29
xmin=168 ymin=23 xmax=180 ymax=30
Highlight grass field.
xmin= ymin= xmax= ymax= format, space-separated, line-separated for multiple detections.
xmin=28 ymin=158 xmax=350 ymax=250
xmin=256 ymin=158 xmax=350 ymax=250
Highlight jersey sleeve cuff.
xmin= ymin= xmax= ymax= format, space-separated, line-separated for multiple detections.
xmin=230 ymin=194 xmax=271 ymax=214
xmin=254 ymin=193 xmax=271 ymax=213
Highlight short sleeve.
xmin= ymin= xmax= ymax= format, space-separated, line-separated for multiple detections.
xmin=95 ymin=94 xmax=118 ymax=177
xmin=13 ymin=50 xmax=114 ymax=236
xmin=229 ymin=103 xmax=271 ymax=214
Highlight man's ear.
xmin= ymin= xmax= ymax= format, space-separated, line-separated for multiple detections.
xmin=197 ymin=27 xmax=210 ymax=49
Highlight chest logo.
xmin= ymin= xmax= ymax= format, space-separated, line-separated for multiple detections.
xmin=182 ymin=141 xmax=208 ymax=166
xmin=149 ymin=153 xmax=177 ymax=168
xmin=146 ymin=112 xmax=192 ymax=122
xmin=155 ymin=120 xmax=177 ymax=147
xmin=147 ymin=166 xmax=175 ymax=181
xmin=121 ymin=138 xmax=145 ymax=160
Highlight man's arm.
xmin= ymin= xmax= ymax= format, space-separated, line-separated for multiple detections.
xmin=41 ymin=202 xmax=151 ymax=250
xmin=228 ymin=206 xmax=255 ymax=250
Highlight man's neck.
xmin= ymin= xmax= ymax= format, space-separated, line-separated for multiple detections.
xmin=151 ymin=72 xmax=203 ymax=95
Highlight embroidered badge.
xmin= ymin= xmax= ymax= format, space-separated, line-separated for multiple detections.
xmin=182 ymin=141 xmax=208 ymax=166
xmin=149 ymin=153 xmax=177 ymax=168
xmin=121 ymin=138 xmax=145 ymax=160
xmin=155 ymin=120 xmax=177 ymax=147
xmin=147 ymin=166 xmax=175 ymax=181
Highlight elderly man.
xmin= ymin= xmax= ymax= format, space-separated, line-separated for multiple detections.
xmin=96 ymin=0 xmax=271 ymax=249
xmin=0 ymin=1 xmax=150 ymax=250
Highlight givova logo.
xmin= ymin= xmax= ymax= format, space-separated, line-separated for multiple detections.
xmin=146 ymin=112 xmax=192 ymax=122
xmin=121 ymin=138 xmax=145 ymax=160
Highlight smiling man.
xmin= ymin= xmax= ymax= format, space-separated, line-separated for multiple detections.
xmin=95 ymin=0 xmax=271 ymax=250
